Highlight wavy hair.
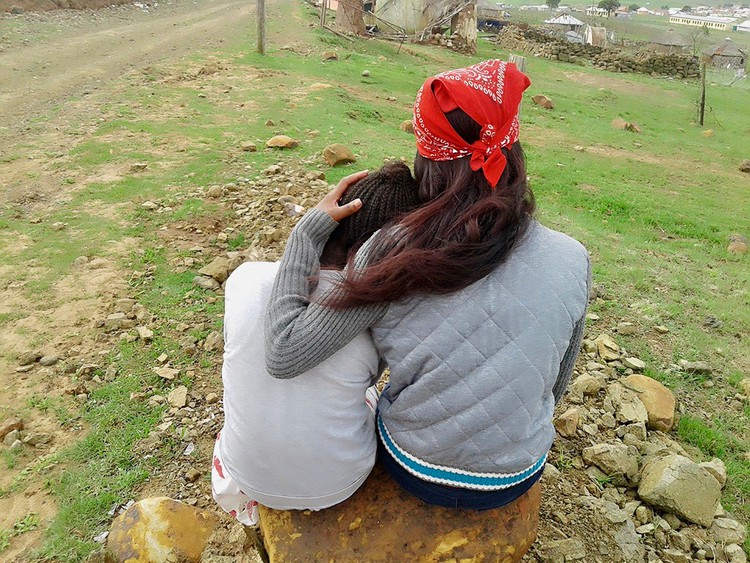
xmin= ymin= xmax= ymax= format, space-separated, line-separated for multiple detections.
xmin=329 ymin=108 xmax=535 ymax=308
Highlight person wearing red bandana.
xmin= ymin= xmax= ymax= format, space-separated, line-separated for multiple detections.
xmin=264 ymin=60 xmax=590 ymax=530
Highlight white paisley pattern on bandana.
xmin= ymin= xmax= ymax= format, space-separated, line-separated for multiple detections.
xmin=435 ymin=59 xmax=507 ymax=104
xmin=412 ymin=60 xmax=515 ymax=163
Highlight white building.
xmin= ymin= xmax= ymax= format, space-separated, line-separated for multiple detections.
xmin=669 ymin=14 xmax=737 ymax=31
xmin=737 ymin=20 xmax=750 ymax=33
xmin=586 ymin=6 xmax=609 ymax=16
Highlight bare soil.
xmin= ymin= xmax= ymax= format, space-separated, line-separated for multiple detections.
xmin=0 ymin=0 xmax=259 ymax=558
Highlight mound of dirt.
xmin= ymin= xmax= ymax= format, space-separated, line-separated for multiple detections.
xmin=1 ymin=0 xmax=134 ymax=13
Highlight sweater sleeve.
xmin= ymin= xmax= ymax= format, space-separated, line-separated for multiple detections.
xmin=264 ymin=208 xmax=388 ymax=379
xmin=552 ymin=253 xmax=592 ymax=404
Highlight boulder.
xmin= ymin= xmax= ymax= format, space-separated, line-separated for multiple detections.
xmin=725 ymin=543 xmax=747 ymax=563
xmin=259 ymin=463 xmax=539 ymax=562
xmin=322 ymin=51 xmax=338 ymax=61
xmin=322 ymin=144 xmax=356 ymax=167
xmin=106 ymin=497 xmax=217 ymax=562
xmin=400 ymin=120 xmax=414 ymax=134
xmin=582 ymin=443 xmax=639 ymax=486
xmin=623 ymin=374 xmax=676 ymax=431
xmin=739 ymin=160 xmax=750 ymax=173
xmin=266 ymin=135 xmax=299 ymax=149
xmin=531 ymin=94 xmax=554 ymax=109
xmin=638 ymin=455 xmax=721 ymax=527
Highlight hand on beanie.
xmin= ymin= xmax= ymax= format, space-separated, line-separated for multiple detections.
xmin=315 ymin=170 xmax=369 ymax=222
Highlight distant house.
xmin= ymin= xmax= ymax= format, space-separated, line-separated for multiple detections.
xmin=702 ymin=38 xmax=747 ymax=70
xmin=736 ymin=20 xmax=750 ymax=33
xmin=648 ymin=29 xmax=690 ymax=54
xmin=543 ymin=13 xmax=585 ymax=32
xmin=669 ymin=14 xmax=737 ymax=31
xmin=586 ymin=6 xmax=609 ymax=17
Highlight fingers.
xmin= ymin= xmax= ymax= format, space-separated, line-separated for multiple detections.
xmin=328 ymin=198 xmax=362 ymax=222
xmin=332 ymin=170 xmax=369 ymax=198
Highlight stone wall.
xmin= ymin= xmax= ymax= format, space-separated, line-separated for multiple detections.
xmin=494 ymin=26 xmax=700 ymax=79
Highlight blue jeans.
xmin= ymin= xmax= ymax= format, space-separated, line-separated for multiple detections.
xmin=377 ymin=436 xmax=542 ymax=510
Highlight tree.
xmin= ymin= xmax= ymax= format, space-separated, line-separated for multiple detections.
xmin=337 ymin=0 xmax=366 ymax=35
xmin=598 ymin=0 xmax=621 ymax=13
xmin=629 ymin=3 xmax=640 ymax=10
xmin=681 ymin=5 xmax=692 ymax=12
xmin=546 ymin=0 xmax=561 ymax=9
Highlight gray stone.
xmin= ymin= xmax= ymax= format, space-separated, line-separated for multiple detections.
xmin=678 ymin=360 xmax=712 ymax=375
xmin=136 ymin=326 xmax=154 ymax=342
xmin=554 ymin=407 xmax=580 ymax=438
xmin=709 ymin=518 xmax=747 ymax=544
xmin=9 ymin=439 xmax=23 ymax=452
xmin=0 ymin=417 xmax=24 ymax=441
xmin=3 ymin=429 xmax=20 ymax=446
xmin=699 ymin=458 xmax=727 ymax=488
xmin=198 ymin=257 xmax=231 ymax=283
xmin=616 ymin=322 xmax=639 ymax=335
xmin=538 ymin=537 xmax=585 ymax=562
xmin=638 ymin=454 xmax=721 ymax=527
xmin=582 ymin=443 xmax=639 ymax=486
xmin=568 ymin=373 xmax=604 ymax=401
xmin=661 ymin=549 xmax=692 ymax=563
xmin=606 ymin=382 xmax=648 ymax=425
xmin=193 ymin=275 xmax=220 ymax=291
xmin=595 ymin=333 xmax=620 ymax=361
xmin=18 ymin=351 xmax=41 ymax=365
xmin=203 ymin=331 xmax=224 ymax=353
xmin=623 ymin=357 xmax=646 ymax=370
xmin=725 ymin=544 xmax=747 ymax=563
xmin=167 ymin=386 xmax=189 ymax=408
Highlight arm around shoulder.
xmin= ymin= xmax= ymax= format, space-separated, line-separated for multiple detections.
xmin=264 ymin=210 xmax=388 ymax=379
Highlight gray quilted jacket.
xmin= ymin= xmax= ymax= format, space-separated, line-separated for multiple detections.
xmin=265 ymin=209 xmax=589 ymax=488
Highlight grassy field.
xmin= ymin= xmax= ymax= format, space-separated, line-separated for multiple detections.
xmin=0 ymin=0 xmax=748 ymax=559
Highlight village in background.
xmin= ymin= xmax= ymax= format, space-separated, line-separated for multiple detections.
xmin=321 ymin=0 xmax=748 ymax=84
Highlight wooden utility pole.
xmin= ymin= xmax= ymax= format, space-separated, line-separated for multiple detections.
xmin=257 ymin=0 xmax=266 ymax=55
xmin=320 ymin=0 xmax=327 ymax=27
xmin=699 ymin=62 xmax=706 ymax=126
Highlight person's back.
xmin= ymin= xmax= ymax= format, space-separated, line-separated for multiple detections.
xmin=213 ymin=161 xmax=422 ymax=524
xmin=374 ymin=220 xmax=589 ymax=486
xmin=220 ymin=261 xmax=378 ymax=509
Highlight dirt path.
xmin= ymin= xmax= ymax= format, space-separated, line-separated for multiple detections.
xmin=0 ymin=0 xmax=256 ymax=129
xmin=0 ymin=1 xmax=265 ymax=558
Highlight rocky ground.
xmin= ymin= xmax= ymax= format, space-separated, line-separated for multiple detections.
xmin=82 ymin=161 xmax=746 ymax=562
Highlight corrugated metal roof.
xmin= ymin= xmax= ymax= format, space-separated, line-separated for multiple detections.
xmin=544 ymin=14 xmax=585 ymax=25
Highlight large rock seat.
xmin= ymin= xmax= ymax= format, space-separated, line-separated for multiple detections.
xmin=258 ymin=463 xmax=540 ymax=562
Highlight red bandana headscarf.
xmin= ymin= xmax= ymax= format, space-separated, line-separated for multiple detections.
xmin=412 ymin=59 xmax=531 ymax=188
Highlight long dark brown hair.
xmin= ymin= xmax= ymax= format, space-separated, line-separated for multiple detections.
xmin=330 ymin=108 xmax=535 ymax=309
